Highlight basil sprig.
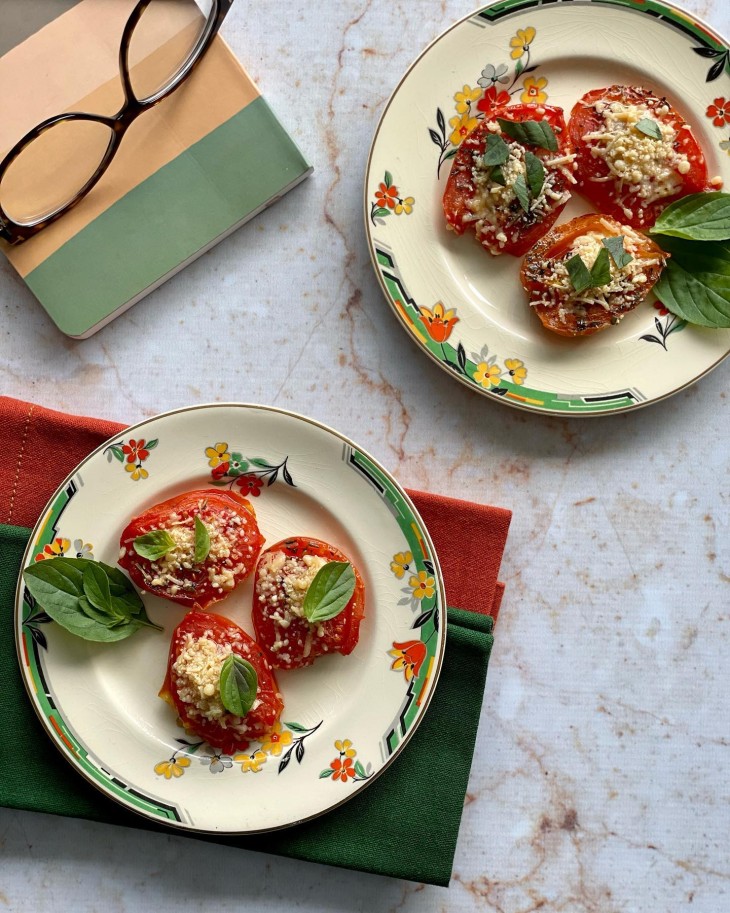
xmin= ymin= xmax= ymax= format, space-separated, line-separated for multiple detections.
xmin=566 ymin=248 xmax=611 ymax=294
xmin=650 ymin=192 xmax=730 ymax=242
xmin=133 ymin=529 xmax=175 ymax=560
xmin=648 ymin=192 xmax=730 ymax=328
xmin=496 ymin=117 xmax=558 ymax=152
xmin=219 ymin=654 xmax=258 ymax=716
xmin=302 ymin=561 xmax=356 ymax=624
xmin=602 ymin=235 xmax=633 ymax=270
xmin=635 ymin=117 xmax=662 ymax=140
xmin=652 ymin=237 xmax=730 ymax=328
xmin=22 ymin=557 xmax=162 ymax=642
xmin=194 ymin=516 xmax=210 ymax=564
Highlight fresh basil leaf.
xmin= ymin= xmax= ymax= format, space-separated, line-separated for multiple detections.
xmin=650 ymin=192 xmax=730 ymax=241
xmin=566 ymin=254 xmax=594 ymax=294
xmin=133 ymin=529 xmax=176 ymax=561
xmin=512 ymin=174 xmax=531 ymax=213
xmin=302 ymin=561 xmax=356 ymax=624
xmin=482 ymin=133 xmax=509 ymax=167
xmin=490 ymin=165 xmax=507 ymax=186
xmin=602 ymin=235 xmax=633 ymax=269
xmin=635 ymin=117 xmax=662 ymax=140
xmin=524 ymin=151 xmax=545 ymax=199
xmin=22 ymin=557 xmax=162 ymax=641
xmin=219 ymin=655 xmax=258 ymax=717
xmin=82 ymin=561 xmax=114 ymax=614
xmin=590 ymin=247 xmax=612 ymax=286
xmin=194 ymin=516 xmax=210 ymax=564
xmin=652 ymin=257 xmax=730 ymax=328
xmin=497 ymin=118 xmax=558 ymax=151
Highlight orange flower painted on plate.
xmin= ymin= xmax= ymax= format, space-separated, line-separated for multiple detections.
xmin=375 ymin=182 xmax=399 ymax=209
xmin=418 ymin=302 xmax=459 ymax=343
xmin=34 ymin=537 xmax=71 ymax=562
xmin=330 ymin=756 xmax=356 ymax=781
xmin=521 ymin=76 xmax=548 ymax=105
xmin=388 ymin=640 xmax=427 ymax=682
xmin=706 ymin=97 xmax=730 ymax=127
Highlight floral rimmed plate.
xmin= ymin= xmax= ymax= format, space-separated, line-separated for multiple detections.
xmin=365 ymin=0 xmax=730 ymax=415
xmin=14 ymin=404 xmax=445 ymax=833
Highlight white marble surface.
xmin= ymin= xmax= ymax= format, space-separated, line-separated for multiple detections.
xmin=1 ymin=1 xmax=729 ymax=910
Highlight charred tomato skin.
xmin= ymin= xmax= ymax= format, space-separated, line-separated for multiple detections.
xmin=568 ymin=85 xmax=709 ymax=230
xmin=520 ymin=213 xmax=666 ymax=337
xmin=443 ymin=103 xmax=574 ymax=257
xmin=159 ymin=610 xmax=283 ymax=755
xmin=252 ymin=537 xmax=366 ymax=670
xmin=118 ymin=488 xmax=264 ymax=609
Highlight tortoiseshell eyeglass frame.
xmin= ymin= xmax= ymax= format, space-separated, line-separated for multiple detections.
xmin=0 ymin=0 xmax=234 ymax=245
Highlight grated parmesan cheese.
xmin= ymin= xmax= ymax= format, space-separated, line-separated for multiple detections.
xmin=527 ymin=226 xmax=665 ymax=324
xmin=582 ymin=98 xmax=689 ymax=217
xmin=466 ymin=128 xmax=573 ymax=252
xmin=255 ymin=550 xmax=329 ymax=653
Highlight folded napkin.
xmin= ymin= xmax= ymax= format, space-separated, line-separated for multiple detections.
xmin=0 ymin=397 xmax=511 ymax=886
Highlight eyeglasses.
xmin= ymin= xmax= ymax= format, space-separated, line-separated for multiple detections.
xmin=0 ymin=0 xmax=234 ymax=245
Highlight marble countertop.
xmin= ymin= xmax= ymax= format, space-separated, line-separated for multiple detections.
xmin=1 ymin=1 xmax=729 ymax=910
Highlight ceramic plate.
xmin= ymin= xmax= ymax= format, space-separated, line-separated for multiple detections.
xmin=15 ymin=404 xmax=445 ymax=833
xmin=365 ymin=0 xmax=730 ymax=415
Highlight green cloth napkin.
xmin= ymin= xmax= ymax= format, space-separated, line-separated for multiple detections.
xmin=1 ymin=522 xmax=493 ymax=886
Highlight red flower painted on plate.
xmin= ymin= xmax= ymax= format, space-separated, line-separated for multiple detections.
xmin=388 ymin=639 xmax=428 ymax=682
xmin=653 ymin=300 xmax=669 ymax=317
xmin=122 ymin=439 xmax=150 ymax=464
xmin=706 ymin=97 xmax=730 ymax=127
xmin=212 ymin=461 xmax=230 ymax=480
xmin=477 ymin=85 xmax=511 ymax=114
xmin=235 ymin=474 xmax=264 ymax=497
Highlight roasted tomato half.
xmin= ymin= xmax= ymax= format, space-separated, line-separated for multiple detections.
xmin=252 ymin=537 xmax=365 ymax=670
xmin=118 ymin=489 xmax=264 ymax=609
xmin=443 ymin=103 xmax=575 ymax=256
xmin=568 ymin=85 xmax=710 ymax=230
xmin=159 ymin=611 xmax=283 ymax=754
xmin=520 ymin=213 xmax=667 ymax=336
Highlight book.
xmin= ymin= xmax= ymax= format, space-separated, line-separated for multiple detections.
xmin=0 ymin=0 xmax=312 ymax=338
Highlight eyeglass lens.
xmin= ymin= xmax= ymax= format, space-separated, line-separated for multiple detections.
xmin=0 ymin=0 xmax=215 ymax=229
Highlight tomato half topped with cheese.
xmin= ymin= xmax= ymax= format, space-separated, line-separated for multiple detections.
xmin=159 ymin=611 xmax=283 ymax=754
xmin=520 ymin=213 xmax=667 ymax=336
xmin=252 ymin=537 xmax=365 ymax=670
xmin=118 ymin=489 xmax=264 ymax=609
xmin=443 ymin=103 xmax=576 ymax=256
xmin=568 ymin=85 xmax=710 ymax=230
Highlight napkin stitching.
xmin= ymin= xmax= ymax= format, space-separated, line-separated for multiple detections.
xmin=7 ymin=403 xmax=34 ymax=524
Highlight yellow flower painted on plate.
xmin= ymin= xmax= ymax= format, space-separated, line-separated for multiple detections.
xmin=335 ymin=738 xmax=357 ymax=759
xmin=154 ymin=756 xmax=191 ymax=779
xmin=394 ymin=196 xmax=415 ymax=215
xmin=35 ymin=537 xmax=71 ymax=561
xmin=125 ymin=464 xmax=149 ymax=480
xmin=409 ymin=570 xmax=435 ymax=600
xmin=521 ymin=76 xmax=548 ymax=105
xmin=449 ymin=112 xmax=479 ymax=146
xmin=234 ymin=750 xmax=267 ymax=773
xmin=390 ymin=551 xmax=413 ymax=579
xmin=206 ymin=442 xmax=230 ymax=468
xmin=509 ymin=26 xmax=536 ymax=59
xmin=260 ymin=723 xmax=293 ymax=757
xmin=504 ymin=358 xmax=527 ymax=385
xmin=454 ymin=84 xmax=482 ymax=114
xmin=474 ymin=362 xmax=502 ymax=388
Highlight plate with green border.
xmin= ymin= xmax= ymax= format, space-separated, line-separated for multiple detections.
xmin=365 ymin=0 xmax=730 ymax=415
xmin=15 ymin=403 xmax=445 ymax=833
